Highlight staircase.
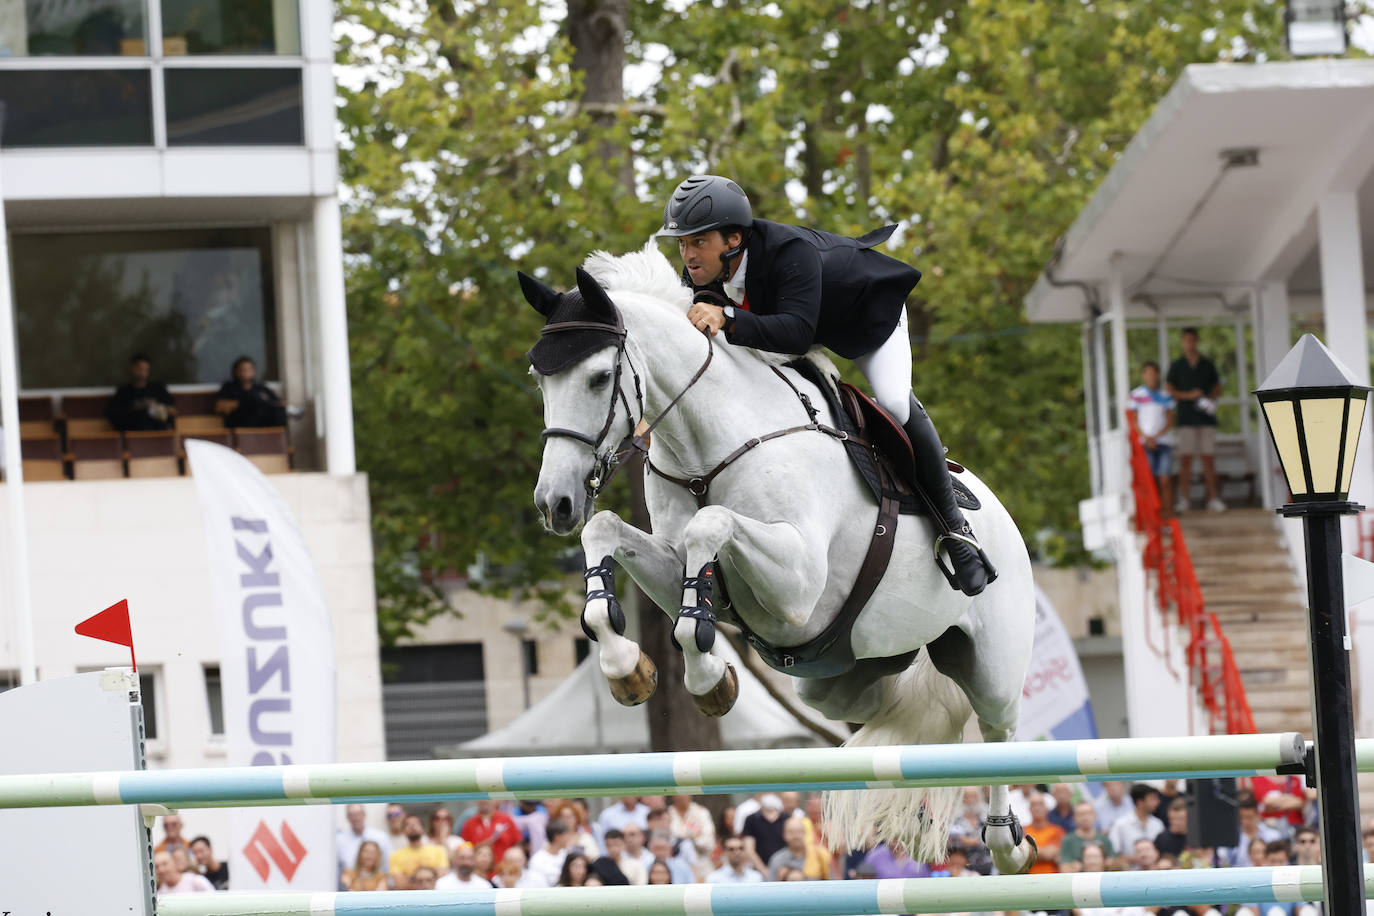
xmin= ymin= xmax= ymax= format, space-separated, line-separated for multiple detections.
xmin=1175 ymin=508 xmax=1311 ymax=736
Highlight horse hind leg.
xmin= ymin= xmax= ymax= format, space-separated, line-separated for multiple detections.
xmin=926 ymin=622 xmax=1037 ymax=875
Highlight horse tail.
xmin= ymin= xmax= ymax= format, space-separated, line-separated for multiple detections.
xmin=823 ymin=649 xmax=972 ymax=863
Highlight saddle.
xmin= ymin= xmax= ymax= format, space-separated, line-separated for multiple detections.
xmin=785 ymin=359 xmax=980 ymax=516
xmin=723 ymin=361 xmax=977 ymax=679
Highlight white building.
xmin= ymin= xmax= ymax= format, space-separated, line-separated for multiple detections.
xmin=0 ymin=0 xmax=385 ymax=855
xmin=1026 ymin=60 xmax=1374 ymax=740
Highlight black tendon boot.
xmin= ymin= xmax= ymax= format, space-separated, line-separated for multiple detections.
xmin=903 ymin=395 xmax=996 ymax=596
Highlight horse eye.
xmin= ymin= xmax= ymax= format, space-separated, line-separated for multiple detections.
xmin=589 ymin=370 xmax=613 ymax=390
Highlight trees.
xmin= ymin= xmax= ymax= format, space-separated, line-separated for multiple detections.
xmin=338 ymin=0 xmax=1285 ymax=643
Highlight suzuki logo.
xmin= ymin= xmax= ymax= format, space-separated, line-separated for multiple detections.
xmin=243 ymin=820 xmax=308 ymax=881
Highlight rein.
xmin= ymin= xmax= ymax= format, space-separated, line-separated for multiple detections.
xmin=540 ymin=305 xmax=856 ymax=507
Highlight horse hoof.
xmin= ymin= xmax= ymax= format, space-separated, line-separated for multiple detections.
xmin=1008 ymin=833 xmax=1038 ymax=875
xmin=608 ymin=651 xmax=657 ymax=706
xmin=691 ymin=663 xmax=738 ymax=717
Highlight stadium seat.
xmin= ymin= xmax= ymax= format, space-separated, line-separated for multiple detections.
xmin=59 ymin=394 xmax=114 ymax=437
xmin=18 ymin=395 xmax=57 ymax=438
xmin=125 ymin=431 xmax=180 ymax=478
xmin=173 ymin=391 xmax=226 ymax=433
xmin=20 ymin=436 xmax=65 ymax=481
xmin=68 ymin=433 xmax=124 ymax=480
xmin=233 ymin=427 xmax=292 ymax=474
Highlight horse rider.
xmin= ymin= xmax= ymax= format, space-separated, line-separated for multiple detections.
xmin=659 ymin=174 xmax=994 ymax=597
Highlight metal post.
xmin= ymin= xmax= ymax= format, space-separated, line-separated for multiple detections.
xmin=1297 ymin=507 xmax=1365 ymax=916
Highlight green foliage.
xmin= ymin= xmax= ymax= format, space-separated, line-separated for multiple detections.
xmin=339 ymin=0 xmax=1288 ymax=641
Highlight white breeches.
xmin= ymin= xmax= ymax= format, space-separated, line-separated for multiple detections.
xmin=852 ymin=308 xmax=913 ymax=425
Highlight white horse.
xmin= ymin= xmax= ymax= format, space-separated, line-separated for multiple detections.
xmin=525 ymin=242 xmax=1037 ymax=871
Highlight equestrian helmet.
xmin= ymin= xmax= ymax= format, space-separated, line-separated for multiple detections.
xmin=659 ymin=175 xmax=752 ymax=237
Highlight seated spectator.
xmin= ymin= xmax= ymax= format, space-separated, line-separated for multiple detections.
xmin=389 ymin=815 xmax=449 ymax=889
xmin=647 ymin=859 xmax=673 ymax=885
xmin=942 ymin=844 xmax=977 ymax=878
xmin=766 ymin=817 xmax=811 ymax=881
xmin=513 ymin=799 xmax=550 ymax=852
xmin=1062 ymin=799 xmax=1116 ymax=871
xmin=556 ymin=852 xmax=591 ymax=887
xmin=473 ymin=843 xmax=495 ymax=880
xmin=189 ymin=835 xmax=229 ymax=890
xmin=596 ymin=796 xmax=650 ymax=848
xmin=551 ymin=801 xmax=600 ymax=858
xmin=1130 ymin=836 xmax=1160 ymax=870
xmin=741 ymin=794 xmax=788 ymax=871
xmin=429 ymin=807 xmax=461 ymax=857
xmin=1107 ymin=785 xmax=1164 ymax=857
xmin=1048 ymin=784 xmax=1077 ymax=832
xmin=215 ymin=356 xmax=286 ymax=428
xmin=528 ymin=819 xmax=575 ymax=887
xmin=1229 ymin=793 xmax=1282 ymax=867
xmin=1251 ymin=773 xmax=1312 ymax=836
xmin=491 ymin=847 xmax=548 ymax=889
xmin=1094 ymin=781 xmax=1133 ymax=834
xmin=1154 ymin=797 xmax=1190 ymax=857
xmin=337 ymin=804 xmax=390 ymax=879
xmin=342 ymin=840 xmax=388 ymax=891
xmin=155 ymin=850 xmax=214 ymax=895
xmin=1181 ymin=843 xmax=1216 ymax=869
xmin=601 ymin=828 xmax=645 ymax=885
xmin=1025 ymin=792 xmax=1066 ymax=874
xmin=648 ymin=830 xmax=695 ymax=885
xmin=948 ymin=786 xmax=994 ymax=875
xmin=1293 ymin=826 xmax=1320 ymax=866
xmin=669 ymin=794 xmax=716 ymax=865
xmin=109 ymin=354 xmax=175 ymax=431
xmin=172 ymin=847 xmax=196 ymax=876
xmin=156 ymin=814 xmax=191 ymax=858
xmin=865 ymin=842 xmax=931 ymax=879
xmin=583 ymin=872 xmax=606 ymax=887
xmin=647 ymin=806 xmax=696 ymax=870
xmin=385 ymin=803 xmax=409 ymax=852
xmin=707 ymin=837 xmax=764 ymax=884
xmin=410 ymin=866 xmax=438 ymax=890
xmin=436 ymin=842 xmax=492 ymax=890
xmin=459 ymin=800 xmax=521 ymax=868
xmin=1263 ymin=839 xmax=1292 ymax=866
xmin=624 ymin=823 xmax=655 ymax=875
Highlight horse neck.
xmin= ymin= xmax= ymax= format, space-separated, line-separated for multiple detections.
xmin=618 ymin=295 xmax=772 ymax=472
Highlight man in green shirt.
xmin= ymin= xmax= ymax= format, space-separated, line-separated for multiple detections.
xmin=1166 ymin=327 xmax=1224 ymax=513
xmin=1060 ymin=800 xmax=1115 ymax=870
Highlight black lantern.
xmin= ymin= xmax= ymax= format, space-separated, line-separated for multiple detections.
xmin=1255 ymin=333 xmax=1371 ymax=510
xmin=1285 ymin=0 xmax=1349 ymax=57
xmin=1253 ymin=332 xmax=1368 ymax=916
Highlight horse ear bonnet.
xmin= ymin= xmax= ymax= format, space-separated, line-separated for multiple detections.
xmin=523 ymin=268 xmax=623 ymax=376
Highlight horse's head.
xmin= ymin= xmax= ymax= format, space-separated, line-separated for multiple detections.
xmin=522 ymin=267 xmax=640 ymax=535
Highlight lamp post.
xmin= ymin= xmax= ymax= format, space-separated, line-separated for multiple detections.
xmin=1253 ymin=333 xmax=1370 ymax=916
xmin=1285 ymin=0 xmax=1349 ymax=57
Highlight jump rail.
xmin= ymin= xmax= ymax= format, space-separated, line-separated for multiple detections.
xmin=155 ymin=865 xmax=1368 ymax=916
xmin=0 ymin=733 xmax=1306 ymax=811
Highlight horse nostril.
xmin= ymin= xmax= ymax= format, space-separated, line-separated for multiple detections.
xmin=554 ymin=496 xmax=573 ymax=521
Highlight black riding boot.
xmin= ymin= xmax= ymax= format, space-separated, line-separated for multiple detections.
xmin=903 ymin=395 xmax=995 ymax=597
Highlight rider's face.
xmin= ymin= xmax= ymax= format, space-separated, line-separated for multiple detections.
xmin=678 ymin=231 xmax=740 ymax=286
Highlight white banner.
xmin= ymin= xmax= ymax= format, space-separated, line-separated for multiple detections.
xmin=1015 ymin=586 xmax=1098 ymax=742
xmin=188 ymin=440 xmax=337 ymax=891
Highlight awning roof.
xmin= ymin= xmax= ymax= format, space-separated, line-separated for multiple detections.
xmin=1026 ymin=60 xmax=1374 ymax=323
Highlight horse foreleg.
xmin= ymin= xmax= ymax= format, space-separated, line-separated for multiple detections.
xmin=580 ymin=509 xmax=685 ymax=707
xmin=676 ymin=506 xmax=827 ymax=717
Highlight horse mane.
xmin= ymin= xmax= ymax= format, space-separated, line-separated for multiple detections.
xmin=580 ymin=240 xmax=841 ymax=382
xmin=581 ymin=240 xmax=692 ymax=312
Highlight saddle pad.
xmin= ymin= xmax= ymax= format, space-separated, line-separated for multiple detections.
xmin=785 ymin=359 xmax=980 ymax=516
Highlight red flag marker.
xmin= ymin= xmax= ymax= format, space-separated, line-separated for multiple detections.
xmin=75 ymin=599 xmax=136 ymax=672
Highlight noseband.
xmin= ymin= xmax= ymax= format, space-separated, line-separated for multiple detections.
xmin=539 ymin=304 xmax=715 ymax=499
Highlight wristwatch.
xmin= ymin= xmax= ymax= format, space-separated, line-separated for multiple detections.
xmin=722 ymin=305 xmax=736 ymax=333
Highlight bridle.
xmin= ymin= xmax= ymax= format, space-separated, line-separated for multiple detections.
xmin=538 ymin=304 xmax=714 ymax=499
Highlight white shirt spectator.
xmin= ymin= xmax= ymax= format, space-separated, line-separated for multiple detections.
xmin=617 ymin=853 xmax=647 ymax=886
xmin=493 ymin=870 xmax=549 ymax=889
xmin=527 ymin=847 xmax=568 ymax=887
xmin=707 ymin=863 xmax=764 ymax=884
xmin=1108 ymin=812 xmax=1165 ymax=857
xmin=158 ymin=873 xmax=215 ymax=895
xmin=595 ymin=802 xmax=650 ymax=847
xmin=436 ymin=872 xmax=494 ymax=890
xmin=1128 ymin=385 xmax=1176 ymax=445
xmin=1095 ymin=794 xmax=1134 ymax=834
xmin=669 ymin=800 xmax=717 ymax=858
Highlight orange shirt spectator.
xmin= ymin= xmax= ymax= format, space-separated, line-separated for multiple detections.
xmin=460 ymin=801 xmax=521 ymax=871
xmin=1025 ymin=792 xmax=1066 ymax=875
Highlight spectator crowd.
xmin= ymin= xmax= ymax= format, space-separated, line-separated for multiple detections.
xmin=157 ymin=769 xmax=1345 ymax=916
